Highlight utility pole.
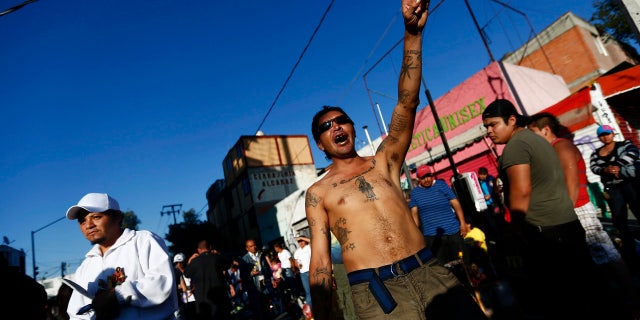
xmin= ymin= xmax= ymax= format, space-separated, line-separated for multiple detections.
xmin=161 ymin=204 xmax=182 ymax=225
xmin=463 ymin=0 xmax=527 ymax=116
xmin=463 ymin=0 xmax=495 ymax=62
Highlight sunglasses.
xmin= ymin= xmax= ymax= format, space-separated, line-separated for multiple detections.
xmin=317 ymin=115 xmax=353 ymax=135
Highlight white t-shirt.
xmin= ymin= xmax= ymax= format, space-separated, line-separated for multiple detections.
xmin=182 ymin=275 xmax=196 ymax=302
xmin=278 ymin=249 xmax=293 ymax=269
xmin=294 ymin=245 xmax=311 ymax=273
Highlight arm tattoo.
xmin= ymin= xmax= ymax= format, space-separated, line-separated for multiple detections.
xmin=408 ymin=49 xmax=422 ymax=61
xmin=312 ymin=266 xmax=332 ymax=294
xmin=311 ymin=266 xmax=333 ymax=311
xmin=308 ymin=217 xmax=330 ymax=241
xmin=305 ymin=191 xmax=320 ymax=208
xmin=400 ymin=51 xmax=421 ymax=80
xmin=308 ymin=217 xmax=316 ymax=227
xmin=398 ymin=89 xmax=411 ymax=104
xmin=389 ymin=111 xmax=409 ymax=132
xmin=378 ymin=140 xmax=387 ymax=152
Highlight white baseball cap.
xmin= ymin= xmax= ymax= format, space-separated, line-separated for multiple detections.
xmin=173 ymin=253 xmax=186 ymax=263
xmin=66 ymin=193 xmax=120 ymax=220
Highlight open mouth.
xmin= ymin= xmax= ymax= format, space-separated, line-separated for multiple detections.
xmin=334 ymin=133 xmax=348 ymax=144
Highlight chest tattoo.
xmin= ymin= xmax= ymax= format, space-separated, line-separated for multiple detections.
xmin=332 ymin=159 xmax=377 ymax=187
xmin=356 ymin=176 xmax=377 ymax=202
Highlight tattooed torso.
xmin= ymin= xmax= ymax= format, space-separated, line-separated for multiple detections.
xmin=306 ymin=157 xmax=426 ymax=272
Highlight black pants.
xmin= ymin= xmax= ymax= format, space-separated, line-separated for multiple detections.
xmin=518 ymin=219 xmax=608 ymax=319
xmin=195 ymin=286 xmax=231 ymax=320
xmin=606 ymin=181 xmax=640 ymax=267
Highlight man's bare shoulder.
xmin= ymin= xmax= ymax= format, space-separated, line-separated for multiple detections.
xmin=308 ymin=168 xmax=337 ymax=193
xmin=553 ymin=139 xmax=581 ymax=158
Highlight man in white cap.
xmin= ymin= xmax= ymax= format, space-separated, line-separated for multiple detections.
xmin=65 ymin=192 xmax=178 ymax=319
xmin=293 ymin=236 xmax=312 ymax=308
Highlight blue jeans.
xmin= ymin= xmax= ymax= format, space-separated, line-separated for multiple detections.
xmin=299 ymin=271 xmax=312 ymax=306
xmin=281 ymin=268 xmax=300 ymax=297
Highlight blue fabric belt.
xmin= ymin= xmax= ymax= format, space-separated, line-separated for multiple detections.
xmin=347 ymin=247 xmax=433 ymax=314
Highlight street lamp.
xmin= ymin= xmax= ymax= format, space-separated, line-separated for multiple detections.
xmin=31 ymin=216 xmax=65 ymax=278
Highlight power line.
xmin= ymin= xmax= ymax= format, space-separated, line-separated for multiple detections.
xmin=254 ymin=0 xmax=335 ymax=134
xmin=0 ymin=0 xmax=38 ymax=17
xmin=197 ymin=202 xmax=208 ymax=216
xmin=362 ymin=0 xmax=446 ymax=136
xmin=339 ymin=11 xmax=400 ymax=104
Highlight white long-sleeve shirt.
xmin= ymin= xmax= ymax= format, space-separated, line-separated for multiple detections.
xmin=67 ymin=228 xmax=178 ymax=319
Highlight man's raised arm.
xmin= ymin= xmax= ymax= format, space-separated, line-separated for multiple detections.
xmin=380 ymin=0 xmax=429 ymax=174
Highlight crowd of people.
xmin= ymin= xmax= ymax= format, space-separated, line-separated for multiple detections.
xmin=50 ymin=112 xmax=638 ymax=320
xmin=52 ymin=191 xmax=317 ymax=320
xmin=300 ymin=2 xmax=640 ymax=316
xmin=26 ymin=0 xmax=639 ymax=319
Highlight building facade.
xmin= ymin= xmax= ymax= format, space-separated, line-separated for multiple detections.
xmin=207 ymin=134 xmax=317 ymax=252
xmin=503 ymin=12 xmax=638 ymax=93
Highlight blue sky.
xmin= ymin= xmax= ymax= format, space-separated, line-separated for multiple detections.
xmin=1 ymin=0 xmax=597 ymax=278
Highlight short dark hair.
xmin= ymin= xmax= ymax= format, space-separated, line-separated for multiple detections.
xmin=527 ymin=112 xmax=560 ymax=135
xmin=311 ymin=106 xmax=351 ymax=143
xmin=197 ymin=239 xmax=212 ymax=250
xmin=478 ymin=167 xmax=488 ymax=175
xmin=482 ymin=99 xmax=526 ymax=127
xmin=527 ymin=112 xmax=572 ymax=138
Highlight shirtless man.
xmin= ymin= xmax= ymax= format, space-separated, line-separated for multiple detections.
xmin=305 ymin=1 xmax=486 ymax=318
